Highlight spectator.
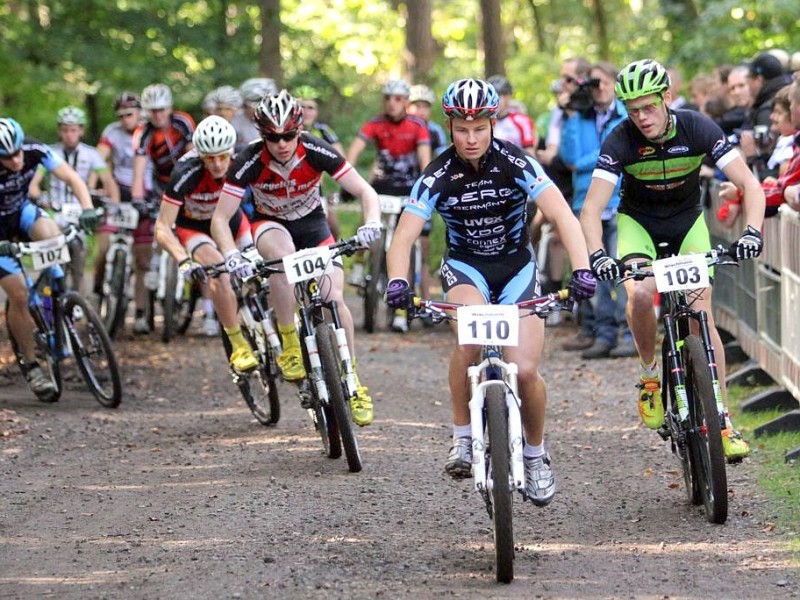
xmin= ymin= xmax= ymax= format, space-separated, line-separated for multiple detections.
xmin=667 ymin=66 xmax=696 ymax=110
xmin=718 ymin=80 xmax=800 ymax=224
xmin=689 ymin=74 xmax=717 ymax=115
xmin=739 ymin=53 xmax=793 ymax=173
xmin=559 ymin=61 xmax=635 ymax=358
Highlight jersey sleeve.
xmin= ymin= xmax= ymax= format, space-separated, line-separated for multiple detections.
xmin=592 ymin=128 xmax=625 ymax=186
xmin=357 ymin=119 xmax=377 ymax=142
xmin=302 ymin=134 xmax=351 ymax=179
xmin=33 ymin=143 xmax=64 ymax=172
xmin=404 ymin=175 xmax=437 ymax=221
xmin=86 ymin=146 xmax=109 ymax=173
xmin=698 ymin=116 xmax=738 ymax=169
xmin=222 ymin=144 xmax=261 ymax=201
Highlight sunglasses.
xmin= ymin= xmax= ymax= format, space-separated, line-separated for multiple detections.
xmin=264 ymin=130 xmax=300 ymax=143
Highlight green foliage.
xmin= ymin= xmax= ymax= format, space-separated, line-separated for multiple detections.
xmin=1 ymin=0 xmax=798 ymax=146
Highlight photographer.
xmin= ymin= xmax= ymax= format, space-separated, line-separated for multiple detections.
xmin=559 ymin=62 xmax=634 ymax=358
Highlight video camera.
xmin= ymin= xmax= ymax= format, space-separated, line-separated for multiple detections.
xmin=565 ymin=77 xmax=600 ymax=113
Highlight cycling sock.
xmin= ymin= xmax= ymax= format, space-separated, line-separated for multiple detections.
xmin=453 ymin=424 xmax=472 ymax=440
xmin=524 ymin=442 xmax=545 ymax=459
xmin=641 ymin=360 xmax=658 ymax=378
xmin=278 ymin=323 xmax=300 ymax=350
xmin=224 ymin=325 xmax=247 ymax=350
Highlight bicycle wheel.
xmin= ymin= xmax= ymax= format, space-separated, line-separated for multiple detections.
xmin=684 ymin=335 xmax=728 ymax=524
xmin=5 ymin=299 xmax=62 ymax=402
xmin=161 ymin=256 xmax=181 ymax=343
xmin=316 ymin=323 xmax=361 ymax=472
xmin=238 ymin=325 xmax=280 ymax=426
xmin=363 ymin=235 xmax=385 ymax=333
xmin=61 ymin=291 xmax=122 ymax=408
xmin=102 ymin=249 xmax=128 ymax=338
xmin=663 ymin=339 xmax=701 ymax=506
xmin=486 ymin=386 xmax=514 ymax=583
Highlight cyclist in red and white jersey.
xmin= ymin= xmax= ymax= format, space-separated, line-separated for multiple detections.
xmin=487 ymin=75 xmax=537 ymax=155
xmin=155 ymin=116 xmax=258 ymax=372
xmin=346 ymin=79 xmax=431 ymax=332
xmin=130 ymin=84 xmax=195 ymax=333
xmin=212 ymin=90 xmax=381 ymax=426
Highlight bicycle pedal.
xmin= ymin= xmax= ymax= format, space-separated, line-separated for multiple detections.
xmin=656 ymin=426 xmax=670 ymax=441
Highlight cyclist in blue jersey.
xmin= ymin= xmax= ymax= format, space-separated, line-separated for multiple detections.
xmin=0 ymin=117 xmax=100 ymax=399
xmin=386 ymin=79 xmax=596 ymax=506
xmin=579 ymin=59 xmax=766 ymax=461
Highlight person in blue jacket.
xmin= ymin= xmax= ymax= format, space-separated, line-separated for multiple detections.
xmin=560 ymin=61 xmax=635 ymax=359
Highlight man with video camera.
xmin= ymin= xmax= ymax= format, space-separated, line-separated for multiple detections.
xmin=559 ymin=61 xmax=635 ymax=359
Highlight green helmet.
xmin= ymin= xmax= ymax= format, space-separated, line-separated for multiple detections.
xmin=614 ymin=59 xmax=671 ymax=102
xmin=57 ymin=106 xmax=86 ymax=126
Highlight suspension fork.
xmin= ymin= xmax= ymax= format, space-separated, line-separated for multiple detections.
xmin=662 ymin=312 xmax=690 ymax=422
xmin=694 ymin=308 xmax=726 ymax=421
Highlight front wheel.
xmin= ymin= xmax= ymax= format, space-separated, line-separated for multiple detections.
xmin=161 ymin=256 xmax=181 ymax=343
xmin=236 ymin=325 xmax=280 ymax=426
xmin=684 ymin=335 xmax=728 ymax=524
xmin=486 ymin=386 xmax=514 ymax=583
xmin=102 ymin=249 xmax=129 ymax=338
xmin=316 ymin=323 xmax=361 ymax=472
xmin=363 ymin=235 xmax=386 ymax=333
xmin=61 ymin=291 xmax=122 ymax=408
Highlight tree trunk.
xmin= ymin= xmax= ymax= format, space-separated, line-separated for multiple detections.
xmin=480 ymin=0 xmax=505 ymax=77
xmin=258 ymin=0 xmax=282 ymax=86
xmin=524 ymin=0 xmax=547 ymax=53
xmin=591 ymin=0 xmax=609 ymax=60
xmin=405 ymin=0 xmax=437 ymax=83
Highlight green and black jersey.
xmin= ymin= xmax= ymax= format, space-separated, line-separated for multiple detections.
xmin=593 ymin=109 xmax=738 ymax=225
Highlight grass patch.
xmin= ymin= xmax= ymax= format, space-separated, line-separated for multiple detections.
xmin=726 ymin=382 xmax=800 ymax=555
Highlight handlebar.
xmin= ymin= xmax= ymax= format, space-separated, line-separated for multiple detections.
xmin=5 ymin=225 xmax=84 ymax=259
xmin=410 ymin=289 xmax=574 ymax=324
xmin=620 ymin=245 xmax=738 ymax=282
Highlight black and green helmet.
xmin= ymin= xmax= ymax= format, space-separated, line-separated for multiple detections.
xmin=615 ymin=59 xmax=671 ymax=101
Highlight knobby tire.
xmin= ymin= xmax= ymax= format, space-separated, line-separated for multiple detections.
xmin=316 ymin=323 xmax=361 ymax=472
xmin=238 ymin=325 xmax=280 ymax=426
xmin=62 ymin=291 xmax=122 ymax=408
xmin=486 ymin=386 xmax=514 ymax=583
xmin=161 ymin=256 xmax=180 ymax=344
xmin=684 ymin=335 xmax=728 ymax=524
xmin=104 ymin=249 xmax=128 ymax=339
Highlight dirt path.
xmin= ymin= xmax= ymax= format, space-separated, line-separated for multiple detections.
xmin=0 ymin=308 xmax=797 ymax=599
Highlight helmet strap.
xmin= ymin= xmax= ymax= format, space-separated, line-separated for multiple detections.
xmin=650 ymin=97 xmax=673 ymax=143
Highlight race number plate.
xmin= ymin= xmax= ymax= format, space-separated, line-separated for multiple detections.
xmin=106 ymin=204 xmax=140 ymax=229
xmin=61 ymin=203 xmax=83 ymax=225
xmin=378 ymin=194 xmax=406 ymax=215
xmin=652 ymin=254 xmax=709 ymax=293
xmin=456 ymin=304 xmax=519 ymax=347
xmin=283 ymin=246 xmax=333 ymax=284
xmin=30 ymin=235 xmax=70 ymax=270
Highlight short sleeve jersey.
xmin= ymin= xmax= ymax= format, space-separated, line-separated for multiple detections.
xmin=44 ymin=142 xmax=108 ymax=206
xmin=133 ymin=111 xmax=195 ymax=185
xmin=98 ymin=120 xmax=138 ymax=188
xmin=309 ymin=122 xmax=340 ymax=146
xmin=162 ymin=155 xmax=225 ymax=226
xmin=0 ymin=139 xmax=62 ymax=216
xmin=494 ymin=112 xmax=536 ymax=149
xmin=357 ymin=114 xmax=430 ymax=195
xmin=593 ymin=109 xmax=738 ymax=221
xmin=222 ymin=133 xmax=352 ymax=221
xmin=405 ymin=138 xmax=554 ymax=259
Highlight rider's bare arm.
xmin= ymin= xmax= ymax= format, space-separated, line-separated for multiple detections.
xmin=720 ymin=155 xmax=766 ymax=233
xmin=154 ymin=200 xmax=190 ymax=263
xmin=337 ymin=169 xmax=379 ymax=223
xmin=579 ymin=177 xmax=616 ymax=254
xmin=210 ymin=191 xmax=241 ymax=256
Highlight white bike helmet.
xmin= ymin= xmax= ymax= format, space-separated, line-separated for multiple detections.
xmin=192 ymin=115 xmax=237 ymax=155
xmin=254 ymin=90 xmax=304 ymax=134
xmin=409 ymin=84 xmax=436 ymax=105
xmin=57 ymin=106 xmax=87 ymax=126
xmin=381 ymin=79 xmax=411 ymax=97
xmin=141 ymin=83 xmax=173 ymax=110
xmin=0 ymin=117 xmax=24 ymax=157
xmin=240 ymin=78 xmax=278 ymax=105
xmin=202 ymin=85 xmax=243 ymax=113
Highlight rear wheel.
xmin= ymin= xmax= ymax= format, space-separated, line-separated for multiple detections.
xmin=363 ymin=235 xmax=385 ymax=333
xmin=6 ymin=298 xmax=62 ymax=402
xmin=317 ymin=323 xmax=361 ymax=472
xmin=486 ymin=386 xmax=514 ymax=583
xmin=684 ymin=335 xmax=728 ymax=524
xmin=61 ymin=291 xmax=122 ymax=408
